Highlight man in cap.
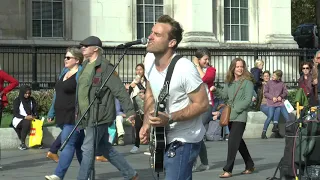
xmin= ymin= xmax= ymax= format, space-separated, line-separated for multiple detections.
xmin=76 ymin=36 xmax=138 ymax=180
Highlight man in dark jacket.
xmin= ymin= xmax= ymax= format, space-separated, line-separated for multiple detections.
xmin=76 ymin=36 xmax=138 ymax=180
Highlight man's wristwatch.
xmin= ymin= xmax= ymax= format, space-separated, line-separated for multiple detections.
xmin=168 ymin=114 xmax=174 ymax=124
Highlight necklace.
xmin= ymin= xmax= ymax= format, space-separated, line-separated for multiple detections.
xmin=64 ymin=68 xmax=78 ymax=80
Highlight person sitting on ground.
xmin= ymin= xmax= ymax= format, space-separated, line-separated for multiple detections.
xmin=115 ymin=98 xmax=126 ymax=146
xmin=11 ymin=85 xmax=39 ymax=150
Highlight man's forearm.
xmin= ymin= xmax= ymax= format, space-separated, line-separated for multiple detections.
xmin=171 ymin=102 xmax=209 ymax=122
xmin=143 ymin=81 xmax=154 ymax=126
xmin=143 ymin=96 xmax=154 ymax=125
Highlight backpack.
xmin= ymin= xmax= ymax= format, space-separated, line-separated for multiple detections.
xmin=205 ymin=120 xmax=222 ymax=141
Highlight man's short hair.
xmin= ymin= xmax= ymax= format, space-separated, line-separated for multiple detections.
xmin=157 ymin=15 xmax=184 ymax=49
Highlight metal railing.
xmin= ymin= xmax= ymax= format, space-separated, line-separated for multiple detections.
xmin=0 ymin=45 xmax=317 ymax=89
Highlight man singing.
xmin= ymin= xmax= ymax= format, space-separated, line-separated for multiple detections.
xmin=140 ymin=15 xmax=209 ymax=180
xmin=76 ymin=36 xmax=138 ymax=180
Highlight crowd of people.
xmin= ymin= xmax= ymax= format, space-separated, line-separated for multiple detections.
xmin=1 ymin=14 xmax=320 ymax=180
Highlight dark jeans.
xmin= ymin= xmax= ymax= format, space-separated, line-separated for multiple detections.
xmin=198 ymin=105 xmax=213 ymax=166
xmin=134 ymin=113 xmax=143 ymax=148
xmin=223 ymin=121 xmax=254 ymax=173
xmin=50 ymin=133 xmax=62 ymax=154
xmin=14 ymin=119 xmax=31 ymax=144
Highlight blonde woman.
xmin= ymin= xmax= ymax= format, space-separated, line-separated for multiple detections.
xmin=219 ymin=58 xmax=255 ymax=178
xmin=250 ymin=59 xmax=264 ymax=93
xmin=263 ymin=70 xmax=290 ymax=137
xmin=45 ymin=47 xmax=85 ymax=180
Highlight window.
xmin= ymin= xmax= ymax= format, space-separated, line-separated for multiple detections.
xmin=224 ymin=0 xmax=249 ymax=41
xmin=137 ymin=0 xmax=164 ymax=39
xmin=32 ymin=0 xmax=64 ymax=37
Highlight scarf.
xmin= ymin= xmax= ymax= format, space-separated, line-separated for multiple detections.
xmin=19 ymin=85 xmax=32 ymax=115
xmin=298 ymin=74 xmax=313 ymax=96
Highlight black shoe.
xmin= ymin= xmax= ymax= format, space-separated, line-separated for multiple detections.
xmin=261 ymin=131 xmax=268 ymax=139
xmin=272 ymin=124 xmax=279 ymax=133
xmin=18 ymin=143 xmax=28 ymax=150
xmin=275 ymin=132 xmax=283 ymax=138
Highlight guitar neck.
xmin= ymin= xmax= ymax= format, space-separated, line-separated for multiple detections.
xmin=154 ymin=101 xmax=160 ymax=117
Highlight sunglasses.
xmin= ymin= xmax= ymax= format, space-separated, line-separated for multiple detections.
xmin=65 ymin=56 xmax=75 ymax=60
xmin=302 ymin=67 xmax=310 ymax=70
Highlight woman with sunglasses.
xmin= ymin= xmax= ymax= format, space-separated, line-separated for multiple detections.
xmin=298 ymin=61 xmax=318 ymax=106
xmin=45 ymin=47 xmax=85 ymax=180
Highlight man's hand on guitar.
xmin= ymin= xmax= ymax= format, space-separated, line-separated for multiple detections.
xmin=139 ymin=124 xmax=150 ymax=144
xmin=148 ymin=110 xmax=169 ymax=127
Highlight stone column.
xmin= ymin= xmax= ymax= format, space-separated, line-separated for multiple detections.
xmin=259 ymin=0 xmax=298 ymax=48
xmin=172 ymin=0 xmax=219 ymax=47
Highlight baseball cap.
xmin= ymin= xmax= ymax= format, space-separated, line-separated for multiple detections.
xmin=80 ymin=36 xmax=102 ymax=47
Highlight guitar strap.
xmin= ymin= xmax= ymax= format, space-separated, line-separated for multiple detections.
xmin=158 ymin=55 xmax=183 ymax=103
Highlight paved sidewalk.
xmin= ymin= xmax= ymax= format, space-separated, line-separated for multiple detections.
xmin=0 ymin=139 xmax=285 ymax=180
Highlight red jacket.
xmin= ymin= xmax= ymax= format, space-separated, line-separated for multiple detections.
xmin=202 ymin=66 xmax=216 ymax=106
xmin=0 ymin=70 xmax=19 ymax=107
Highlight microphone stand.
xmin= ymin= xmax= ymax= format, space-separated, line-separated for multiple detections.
xmin=298 ymin=111 xmax=303 ymax=180
xmin=288 ymin=106 xmax=308 ymax=180
xmin=59 ymin=46 xmax=129 ymax=180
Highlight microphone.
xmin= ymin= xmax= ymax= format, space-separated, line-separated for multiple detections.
xmin=117 ymin=38 xmax=148 ymax=48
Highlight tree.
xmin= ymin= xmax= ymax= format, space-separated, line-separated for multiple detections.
xmin=316 ymin=0 xmax=320 ymax=38
xmin=291 ymin=0 xmax=316 ymax=33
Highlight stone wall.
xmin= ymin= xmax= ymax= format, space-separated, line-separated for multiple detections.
xmin=0 ymin=0 xmax=26 ymax=39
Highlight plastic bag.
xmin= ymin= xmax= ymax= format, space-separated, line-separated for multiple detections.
xmin=29 ymin=118 xmax=44 ymax=147
xmin=108 ymin=121 xmax=117 ymax=144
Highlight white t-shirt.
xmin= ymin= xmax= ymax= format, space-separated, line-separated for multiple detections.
xmin=144 ymin=52 xmax=205 ymax=144
xmin=12 ymin=102 xmax=31 ymax=128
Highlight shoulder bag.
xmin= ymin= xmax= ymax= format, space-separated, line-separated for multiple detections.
xmin=219 ymin=80 xmax=244 ymax=127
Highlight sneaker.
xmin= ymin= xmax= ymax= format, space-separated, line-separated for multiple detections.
xmin=45 ymin=175 xmax=61 ymax=180
xmin=18 ymin=143 xmax=27 ymax=150
xmin=118 ymin=135 xmax=125 ymax=146
xmin=272 ymin=124 xmax=279 ymax=133
xmin=144 ymin=147 xmax=151 ymax=155
xmin=224 ymin=134 xmax=229 ymax=141
xmin=192 ymin=157 xmax=198 ymax=172
xmin=130 ymin=146 xmax=139 ymax=154
xmin=194 ymin=164 xmax=210 ymax=172
xmin=131 ymin=173 xmax=139 ymax=180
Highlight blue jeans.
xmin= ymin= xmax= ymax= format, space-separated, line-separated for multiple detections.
xmin=54 ymin=124 xmax=84 ymax=179
xmin=262 ymin=105 xmax=290 ymax=131
xmin=164 ymin=141 xmax=201 ymax=180
xmin=77 ymin=123 xmax=136 ymax=180
xmin=260 ymin=104 xmax=268 ymax=116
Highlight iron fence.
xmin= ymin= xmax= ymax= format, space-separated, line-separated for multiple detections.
xmin=0 ymin=45 xmax=317 ymax=90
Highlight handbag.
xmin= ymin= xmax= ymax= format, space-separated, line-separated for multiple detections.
xmin=219 ymin=80 xmax=244 ymax=127
xmin=108 ymin=120 xmax=117 ymax=144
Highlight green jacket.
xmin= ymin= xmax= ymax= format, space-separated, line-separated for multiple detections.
xmin=294 ymin=88 xmax=308 ymax=107
xmin=221 ymin=79 xmax=254 ymax=123
xmin=76 ymin=55 xmax=135 ymax=128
